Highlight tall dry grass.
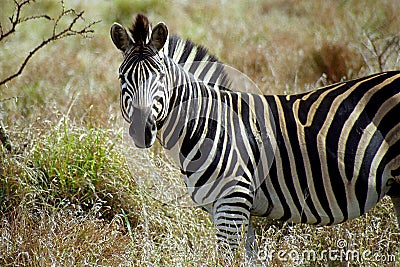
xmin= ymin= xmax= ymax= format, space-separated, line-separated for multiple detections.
xmin=1 ymin=0 xmax=399 ymax=266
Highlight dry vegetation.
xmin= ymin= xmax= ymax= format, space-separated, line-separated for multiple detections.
xmin=1 ymin=0 xmax=399 ymax=266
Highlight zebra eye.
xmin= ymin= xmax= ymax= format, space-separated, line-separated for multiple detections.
xmin=118 ymin=73 xmax=125 ymax=80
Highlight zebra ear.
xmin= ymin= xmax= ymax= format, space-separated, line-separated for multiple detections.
xmin=110 ymin=22 xmax=133 ymax=52
xmin=151 ymin=22 xmax=168 ymax=51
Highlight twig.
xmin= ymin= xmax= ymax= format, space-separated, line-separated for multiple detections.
xmin=0 ymin=0 xmax=99 ymax=150
xmin=0 ymin=0 xmax=100 ymax=86
xmin=0 ymin=0 xmax=31 ymax=42
xmin=360 ymin=31 xmax=400 ymax=73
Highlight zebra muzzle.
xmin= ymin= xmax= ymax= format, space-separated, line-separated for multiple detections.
xmin=129 ymin=106 xmax=157 ymax=148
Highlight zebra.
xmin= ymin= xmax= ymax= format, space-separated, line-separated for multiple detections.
xmin=110 ymin=14 xmax=400 ymax=254
xmin=111 ymin=16 xmax=230 ymax=124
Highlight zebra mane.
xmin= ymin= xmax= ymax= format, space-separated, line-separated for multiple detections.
xmin=128 ymin=13 xmax=231 ymax=89
xmin=129 ymin=13 xmax=150 ymax=45
xmin=166 ymin=34 xmax=231 ymax=89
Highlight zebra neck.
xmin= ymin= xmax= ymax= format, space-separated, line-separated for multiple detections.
xmin=158 ymin=57 xmax=240 ymax=179
xmin=157 ymin=56 xmax=208 ymax=149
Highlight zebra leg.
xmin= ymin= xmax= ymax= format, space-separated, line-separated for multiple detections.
xmin=213 ymin=203 xmax=250 ymax=250
xmin=245 ymin=220 xmax=258 ymax=261
xmin=212 ymin=193 xmax=254 ymax=257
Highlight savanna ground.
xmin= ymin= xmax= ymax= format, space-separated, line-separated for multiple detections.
xmin=1 ymin=0 xmax=400 ymax=266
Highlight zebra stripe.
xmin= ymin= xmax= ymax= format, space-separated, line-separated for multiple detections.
xmin=164 ymin=35 xmax=230 ymax=88
xmin=111 ymin=15 xmax=400 ymax=252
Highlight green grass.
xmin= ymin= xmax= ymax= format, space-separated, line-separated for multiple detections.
xmin=1 ymin=0 xmax=400 ymax=266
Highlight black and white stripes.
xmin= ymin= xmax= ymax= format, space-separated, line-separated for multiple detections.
xmin=262 ymin=72 xmax=400 ymax=226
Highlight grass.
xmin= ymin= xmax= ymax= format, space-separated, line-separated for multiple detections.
xmin=1 ymin=0 xmax=400 ymax=266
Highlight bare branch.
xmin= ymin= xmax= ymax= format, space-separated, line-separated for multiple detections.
xmin=359 ymin=31 xmax=400 ymax=73
xmin=0 ymin=0 xmax=99 ymax=86
xmin=0 ymin=0 xmax=31 ymax=42
xmin=0 ymin=0 xmax=99 ymax=150
xmin=20 ymin=14 xmax=52 ymax=23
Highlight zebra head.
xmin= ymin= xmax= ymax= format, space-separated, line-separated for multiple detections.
xmin=110 ymin=14 xmax=168 ymax=148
